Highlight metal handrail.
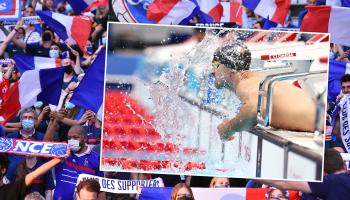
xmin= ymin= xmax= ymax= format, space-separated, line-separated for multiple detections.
xmin=263 ymin=70 xmax=327 ymax=127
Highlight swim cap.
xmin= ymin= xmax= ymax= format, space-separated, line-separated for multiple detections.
xmin=213 ymin=42 xmax=251 ymax=71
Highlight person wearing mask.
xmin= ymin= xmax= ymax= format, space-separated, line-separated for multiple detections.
xmin=45 ymin=120 xmax=104 ymax=200
xmin=170 ymin=183 xmax=195 ymax=200
xmin=5 ymin=108 xmax=45 ymax=182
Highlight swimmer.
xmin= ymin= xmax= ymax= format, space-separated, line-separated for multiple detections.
xmin=211 ymin=42 xmax=317 ymax=140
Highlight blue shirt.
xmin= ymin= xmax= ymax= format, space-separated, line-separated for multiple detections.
xmin=5 ymin=131 xmax=44 ymax=182
xmin=26 ymin=158 xmax=55 ymax=196
xmin=53 ymin=145 xmax=103 ymax=200
xmin=308 ymin=172 xmax=350 ymax=200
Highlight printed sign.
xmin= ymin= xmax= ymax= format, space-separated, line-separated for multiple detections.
xmin=0 ymin=0 xmax=21 ymax=20
xmin=0 ymin=137 xmax=67 ymax=157
xmin=77 ymin=174 xmax=164 ymax=194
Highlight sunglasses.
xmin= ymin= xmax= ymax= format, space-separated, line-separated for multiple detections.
xmin=212 ymin=61 xmax=221 ymax=69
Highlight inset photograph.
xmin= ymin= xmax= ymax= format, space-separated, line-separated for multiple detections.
xmin=102 ymin=22 xmax=329 ymax=181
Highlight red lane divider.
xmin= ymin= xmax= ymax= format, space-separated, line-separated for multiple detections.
xmin=102 ymin=157 xmax=206 ymax=171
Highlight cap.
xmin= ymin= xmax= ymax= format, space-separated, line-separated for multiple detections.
xmin=213 ymin=41 xmax=251 ymax=71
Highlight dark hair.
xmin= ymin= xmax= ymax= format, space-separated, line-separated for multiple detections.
xmin=340 ymin=74 xmax=350 ymax=84
xmin=254 ymin=20 xmax=264 ymax=28
xmin=213 ymin=41 xmax=251 ymax=71
xmin=76 ymin=179 xmax=101 ymax=196
xmin=0 ymin=154 xmax=9 ymax=170
xmin=324 ymin=148 xmax=345 ymax=174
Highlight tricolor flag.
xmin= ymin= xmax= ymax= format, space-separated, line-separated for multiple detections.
xmin=13 ymin=54 xmax=61 ymax=74
xmin=300 ymin=6 xmax=350 ymax=47
xmin=0 ymin=67 xmax=64 ymax=123
xmin=197 ymin=0 xmax=223 ymax=22
xmin=328 ymin=60 xmax=350 ymax=102
xmin=326 ymin=0 xmax=350 ymax=7
xmin=138 ymin=187 xmax=300 ymax=200
xmin=147 ymin=0 xmax=200 ymax=25
xmin=70 ymin=48 xmax=105 ymax=113
xmin=242 ymin=0 xmax=291 ymax=24
xmin=37 ymin=11 xmax=91 ymax=54
xmin=221 ymin=1 xmax=243 ymax=26
xmin=67 ymin=0 xmax=108 ymax=14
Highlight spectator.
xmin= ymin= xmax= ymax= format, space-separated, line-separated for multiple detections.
xmin=209 ymin=177 xmax=230 ymax=188
xmin=6 ymin=108 xmax=45 ymax=182
xmin=45 ymin=121 xmax=104 ymax=200
xmin=16 ymin=156 xmax=55 ymax=199
xmin=257 ymin=149 xmax=350 ymax=200
xmin=297 ymin=0 xmax=317 ymax=27
xmin=24 ymin=192 xmax=45 ymax=200
xmin=253 ymin=21 xmax=264 ymax=29
xmin=0 ymin=59 xmax=15 ymax=102
xmin=265 ymin=188 xmax=289 ymax=200
xmin=76 ymin=179 xmax=101 ymax=200
xmin=170 ymin=183 xmax=195 ymax=200
xmin=0 ymin=153 xmax=65 ymax=200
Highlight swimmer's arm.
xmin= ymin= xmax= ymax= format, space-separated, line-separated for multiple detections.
xmin=218 ymin=101 xmax=257 ymax=140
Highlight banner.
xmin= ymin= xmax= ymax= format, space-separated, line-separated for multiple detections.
xmin=139 ymin=187 xmax=300 ymax=200
xmin=339 ymin=95 xmax=350 ymax=152
xmin=0 ymin=137 xmax=67 ymax=157
xmin=76 ymin=174 xmax=164 ymax=194
xmin=0 ymin=0 xmax=22 ymax=20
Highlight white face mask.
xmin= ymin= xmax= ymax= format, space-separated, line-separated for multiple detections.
xmin=68 ymin=139 xmax=81 ymax=152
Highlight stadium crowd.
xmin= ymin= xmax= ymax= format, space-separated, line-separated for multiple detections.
xmin=0 ymin=0 xmax=349 ymax=200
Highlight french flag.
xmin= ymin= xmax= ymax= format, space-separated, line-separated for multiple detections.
xmin=328 ymin=60 xmax=350 ymax=102
xmin=0 ymin=68 xmax=64 ymax=123
xmin=326 ymin=0 xmax=350 ymax=7
xmin=37 ymin=11 xmax=91 ymax=54
xmin=221 ymin=1 xmax=243 ymax=26
xmin=300 ymin=6 xmax=350 ymax=47
xmin=147 ymin=0 xmax=200 ymax=25
xmin=242 ymin=0 xmax=291 ymax=25
xmin=70 ymin=48 xmax=105 ymax=113
xmin=197 ymin=0 xmax=223 ymax=22
xmin=67 ymin=0 xmax=108 ymax=14
xmin=13 ymin=54 xmax=61 ymax=74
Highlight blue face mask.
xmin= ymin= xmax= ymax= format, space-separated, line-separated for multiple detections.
xmin=22 ymin=119 xmax=34 ymax=131
xmin=86 ymin=47 xmax=94 ymax=55
xmin=49 ymin=49 xmax=60 ymax=58
xmin=65 ymin=101 xmax=76 ymax=110
xmin=33 ymin=101 xmax=43 ymax=108
xmin=65 ymin=4 xmax=73 ymax=13
xmin=329 ymin=51 xmax=336 ymax=60
xmin=102 ymin=37 xmax=107 ymax=45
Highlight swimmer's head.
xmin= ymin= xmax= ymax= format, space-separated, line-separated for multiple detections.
xmin=212 ymin=41 xmax=251 ymax=71
xmin=211 ymin=42 xmax=251 ymax=89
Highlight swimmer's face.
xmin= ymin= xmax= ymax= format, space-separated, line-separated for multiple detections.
xmin=211 ymin=61 xmax=231 ymax=89
xmin=342 ymin=82 xmax=350 ymax=94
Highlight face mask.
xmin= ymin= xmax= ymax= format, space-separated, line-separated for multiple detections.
xmin=68 ymin=139 xmax=81 ymax=152
xmin=22 ymin=119 xmax=35 ymax=132
xmin=86 ymin=47 xmax=94 ymax=55
xmin=65 ymin=101 xmax=76 ymax=110
xmin=64 ymin=65 xmax=73 ymax=74
xmin=102 ymin=37 xmax=107 ymax=45
xmin=329 ymin=51 xmax=336 ymax=60
xmin=215 ymin=185 xmax=229 ymax=188
xmin=49 ymin=49 xmax=60 ymax=58
xmin=65 ymin=4 xmax=73 ymax=13
xmin=33 ymin=101 xmax=43 ymax=108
